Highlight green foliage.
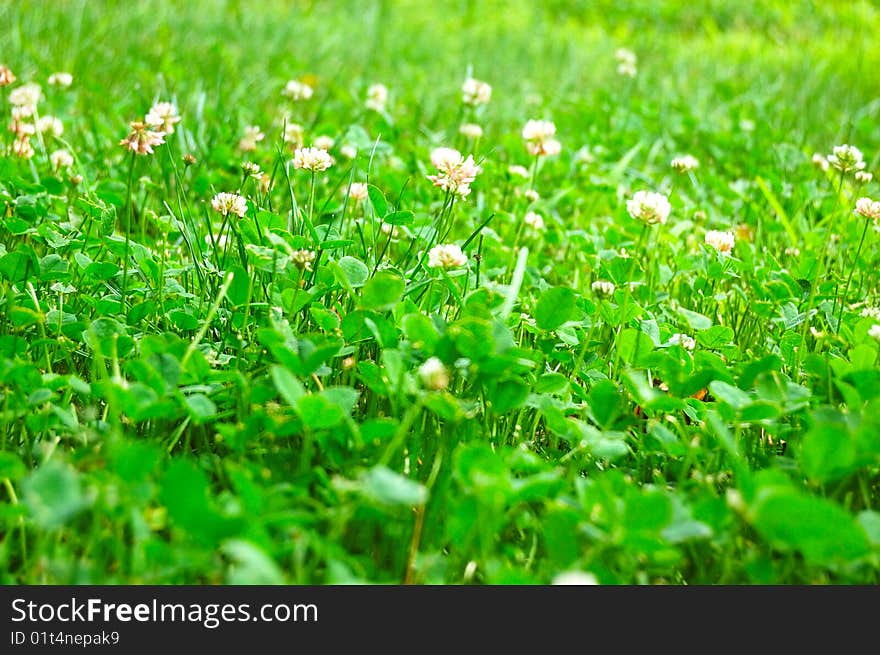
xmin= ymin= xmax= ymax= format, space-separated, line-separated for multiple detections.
xmin=21 ymin=461 xmax=89 ymax=530
xmin=361 ymin=271 xmax=405 ymax=311
xmin=535 ymin=287 xmax=577 ymax=331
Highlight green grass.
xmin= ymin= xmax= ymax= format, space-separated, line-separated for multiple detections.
xmin=1 ymin=0 xmax=880 ymax=584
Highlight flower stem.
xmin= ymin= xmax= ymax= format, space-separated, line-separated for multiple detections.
xmin=796 ymin=253 xmax=823 ymax=372
xmin=121 ymin=152 xmax=136 ymax=313
xmin=796 ymin=170 xmax=845 ymax=369
xmin=308 ymin=171 xmax=316 ymax=235
xmin=611 ymin=224 xmax=648 ymax=377
xmin=300 ymin=170 xmax=320 ymax=245
xmin=836 ymin=218 xmax=871 ymax=332
xmin=528 ymin=154 xmax=540 ymax=192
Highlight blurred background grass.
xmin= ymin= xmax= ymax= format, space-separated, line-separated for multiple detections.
xmin=4 ymin=0 xmax=880 ymax=182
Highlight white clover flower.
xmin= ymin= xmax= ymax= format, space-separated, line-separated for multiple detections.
xmin=704 ymin=229 xmax=735 ymax=255
xmin=10 ymin=120 xmax=35 ymax=137
xmin=524 ymin=189 xmax=540 ymax=202
xmin=430 ymin=147 xmax=461 ymax=170
xmin=856 ymin=171 xmax=873 ymax=184
xmin=340 ymin=145 xmax=357 ymax=159
xmin=292 ymin=146 xmax=334 ymax=172
xmin=13 ymin=137 xmax=34 ymax=159
xmin=380 ymin=222 xmax=400 ymax=238
xmin=145 ymin=101 xmax=181 ymax=134
xmin=812 ymin=153 xmax=829 ymax=171
xmin=855 ymin=197 xmax=880 ymax=221
xmin=48 ymin=72 xmax=73 ymax=87
xmin=239 ymin=125 xmax=265 ymax=152
xmin=626 ymin=190 xmax=671 ymax=225
xmin=10 ymin=105 xmax=33 ymax=121
xmin=522 ymin=119 xmax=556 ymax=142
xmin=671 ymin=154 xmax=699 ymax=173
xmin=314 ymin=135 xmax=335 ymax=151
xmin=426 ymin=147 xmax=480 ymax=197
xmin=428 ymin=243 xmax=468 ymax=269
xmin=8 ymin=82 xmax=42 ymax=109
xmin=615 ymin=48 xmax=637 ymax=77
xmin=552 ymin=571 xmax=599 ymax=585
xmin=119 ymin=121 xmax=166 ymax=155
xmin=537 ymin=139 xmax=561 ymax=156
xmin=461 ymin=77 xmax=491 ymax=106
xmin=508 ymin=164 xmax=530 ymax=179
xmin=36 ymin=115 xmax=63 ymax=137
xmin=282 ymin=79 xmax=313 ymax=101
xmin=827 ymin=144 xmax=866 ymax=173
xmin=523 ymin=119 xmax=560 ymax=156
xmin=0 ymin=65 xmax=16 ymax=87
xmin=459 ymin=123 xmax=483 ymax=139
xmin=785 ymin=247 xmax=801 ymax=257
xmin=574 ymin=146 xmax=595 ymax=164
xmin=524 ymin=211 xmax=545 ymax=230
xmin=617 ymin=61 xmax=637 ymax=77
xmin=291 ymin=249 xmax=316 ymax=271
xmin=50 ymin=149 xmax=74 ymax=170
xmin=365 ymin=83 xmax=388 ymax=111
xmin=211 ymin=192 xmax=248 ymax=218
xmin=283 ymin=122 xmax=305 ymax=147
xmin=418 ymin=357 xmax=449 ymax=391
xmin=241 ymin=161 xmax=262 ymax=178
xmin=861 ymin=307 xmax=880 ymax=320
xmin=349 ymin=182 xmax=369 ymax=201
xmin=869 ymin=324 xmax=880 ymax=342
xmin=591 ymin=280 xmax=615 ymax=296
xmin=615 ymin=48 xmax=637 ymax=65
xmin=668 ymin=333 xmax=696 ymax=350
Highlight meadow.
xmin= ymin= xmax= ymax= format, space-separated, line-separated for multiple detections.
xmin=1 ymin=0 xmax=880 ymax=584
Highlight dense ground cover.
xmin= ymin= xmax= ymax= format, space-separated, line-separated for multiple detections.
xmin=2 ymin=0 xmax=880 ymax=584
